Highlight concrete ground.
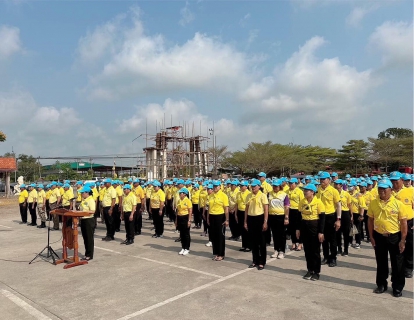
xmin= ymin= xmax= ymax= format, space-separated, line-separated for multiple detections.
xmin=0 ymin=203 xmax=412 ymax=320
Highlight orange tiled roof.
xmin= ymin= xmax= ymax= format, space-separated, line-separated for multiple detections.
xmin=0 ymin=158 xmax=17 ymax=172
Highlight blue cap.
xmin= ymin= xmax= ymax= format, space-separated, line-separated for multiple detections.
xmin=303 ymin=184 xmax=317 ymax=193
xmin=360 ymin=182 xmax=367 ymax=187
xmin=257 ymin=172 xmax=266 ymax=178
xmin=312 ymin=180 xmax=320 ymax=185
xmin=152 ymin=181 xmax=161 ymax=187
xmin=305 ymin=175 xmax=312 ymax=180
xmin=240 ymin=181 xmax=249 ymax=187
xmin=348 ymin=181 xmax=357 ymax=187
xmin=128 ymin=178 xmax=132 ymax=182
xmin=331 ymin=172 xmax=338 ymax=177
xmin=193 ymin=184 xmax=200 ymax=188
xmin=288 ymin=178 xmax=298 ymax=184
xmin=333 ymin=179 xmax=343 ymax=184
xmin=103 ymin=178 xmax=112 ymax=184
xmin=123 ymin=184 xmax=132 ymax=190
xmin=212 ymin=180 xmax=221 ymax=187
xmin=30 ymin=183 xmax=36 ymax=188
xmin=207 ymin=184 xmax=214 ymax=189
xmin=133 ymin=179 xmax=140 ymax=184
xmin=250 ymin=179 xmax=261 ymax=187
xmin=63 ymin=183 xmax=70 ymax=188
xmin=57 ymin=182 xmax=63 ymax=186
xmin=402 ymin=173 xmax=411 ymax=181
xmin=345 ymin=174 xmax=351 ymax=178
xmin=177 ymin=179 xmax=184 ymax=185
xmin=112 ymin=180 xmax=119 ymax=185
xmin=173 ymin=178 xmax=178 ymax=182
xmin=100 ymin=182 xmax=104 ymax=186
xmin=319 ymin=172 xmax=331 ymax=179
xmin=20 ymin=184 xmax=26 ymax=188
xmin=179 ymin=187 xmax=189 ymax=195
xmin=50 ymin=181 xmax=57 ymax=186
xmin=378 ymin=179 xmax=392 ymax=188
xmin=272 ymin=179 xmax=282 ymax=187
xmin=37 ymin=184 xmax=44 ymax=189
xmin=367 ymin=180 xmax=373 ymax=185
xmin=371 ymin=176 xmax=378 ymax=181
xmin=76 ymin=181 xmax=83 ymax=185
xmin=185 ymin=180 xmax=192 ymax=185
xmin=230 ymin=180 xmax=239 ymax=186
xmin=389 ymin=171 xmax=402 ymax=181
xmin=79 ymin=187 xmax=91 ymax=193
xmin=64 ymin=180 xmax=70 ymax=184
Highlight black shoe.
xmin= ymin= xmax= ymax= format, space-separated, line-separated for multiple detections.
xmin=233 ymin=237 xmax=240 ymax=241
xmin=311 ymin=273 xmax=320 ymax=281
xmin=303 ymin=271 xmax=312 ymax=280
xmin=135 ymin=231 xmax=141 ymax=235
xmin=126 ymin=240 xmax=134 ymax=245
xmin=174 ymin=238 xmax=181 ymax=242
xmin=37 ymin=224 xmax=46 ymax=229
xmin=115 ymin=229 xmax=121 ymax=232
xmin=51 ymin=228 xmax=59 ymax=231
xmin=257 ymin=265 xmax=264 ymax=271
xmin=239 ymin=248 xmax=246 ymax=251
xmin=329 ymin=259 xmax=337 ymax=267
xmin=152 ymin=234 xmax=158 ymax=238
xmin=392 ymin=289 xmax=402 ymax=297
xmin=19 ymin=221 xmax=26 ymax=224
xmin=248 ymin=263 xmax=256 ymax=268
xmin=321 ymin=258 xmax=328 ymax=265
xmin=120 ymin=240 xmax=128 ymax=245
xmin=338 ymin=248 xmax=342 ymax=254
xmin=341 ymin=251 xmax=348 ymax=257
xmin=244 ymin=248 xmax=251 ymax=252
xmin=102 ymin=236 xmax=109 ymax=241
xmin=405 ymin=271 xmax=413 ymax=278
xmin=374 ymin=285 xmax=387 ymax=294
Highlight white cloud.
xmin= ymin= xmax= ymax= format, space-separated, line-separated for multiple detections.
xmin=239 ymin=13 xmax=251 ymax=27
xmin=346 ymin=6 xmax=375 ymax=27
xmin=0 ymin=25 xmax=22 ymax=58
xmin=247 ymin=29 xmax=259 ymax=47
xmin=80 ymin=10 xmax=251 ymax=100
xmin=369 ymin=21 xmax=413 ymax=68
xmin=179 ymin=2 xmax=195 ymax=27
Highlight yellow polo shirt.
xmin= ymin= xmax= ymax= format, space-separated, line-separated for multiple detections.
xmin=261 ymin=181 xmax=272 ymax=195
xmin=199 ymin=190 xmax=208 ymax=208
xmin=76 ymin=188 xmax=82 ymax=202
xmin=393 ymin=187 xmax=414 ymax=220
xmin=191 ymin=189 xmax=200 ymax=205
xmin=370 ymin=186 xmax=379 ymax=199
xmin=133 ymin=185 xmax=145 ymax=204
xmin=146 ymin=186 xmax=153 ymax=199
xmin=37 ymin=190 xmax=46 ymax=204
xmin=115 ymin=186 xmax=123 ymax=205
xmin=208 ymin=190 xmax=229 ymax=215
xmin=123 ymin=192 xmax=137 ymax=212
xmin=28 ymin=190 xmax=37 ymax=203
xmin=62 ymin=189 xmax=74 ymax=207
xmin=236 ymin=189 xmax=251 ymax=211
xmin=99 ymin=186 xmax=106 ymax=201
xmin=227 ymin=188 xmax=239 ymax=211
xmin=18 ymin=190 xmax=28 ymax=204
xmin=150 ymin=189 xmax=166 ymax=209
xmin=59 ymin=187 xmax=64 ymax=196
xmin=103 ymin=186 xmax=117 ymax=207
xmin=367 ymin=196 xmax=407 ymax=234
xmin=282 ymin=184 xmax=289 ymax=193
xmin=246 ymin=191 xmax=269 ymax=216
xmin=80 ymin=196 xmax=95 ymax=219
xmin=349 ymin=192 xmax=366 ymax=214
xmin=177 ymin=197 xmax=192 ymax=216
xmin=317 ymin=185 xmax=340 ymax=214
xmin=339 ymin=190 xmax=351 ymax=211
xmin=287 ymin=187 xmax=304 ymax=210
xmin=268 ymin=190 xmax=289 ymax=215
xmin=49 ymin=188 xmax=61 ymax=204
xmin=361 ymin=191 xmax=374 ymax=209
xmin=299 ymin=197 xmax=325 ymax=221
xmin=91 ymin=187 xmax=99 ymax=201
xmin=45 ymin=190 xmax=52 ymax=200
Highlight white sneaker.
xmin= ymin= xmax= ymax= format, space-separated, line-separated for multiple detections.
xmin=270 ymin=251 xmax=278 ymax=258
xmin=179 ymin=249 xmax=185 ymax=255
xmin=174 ymin=230 xmax=178 ymax=233
xmin=205 ymin=241 xmax=212 ymax=247
xmin=278 ymin=252 xmax=285 ymax=259
xmin=183 ymin=249 xmax=190 ymax=256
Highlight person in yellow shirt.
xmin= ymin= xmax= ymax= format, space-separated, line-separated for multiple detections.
xmin=75 ymin=181 xmax=83 ymax=210
xmin=121 ymin=184 xmax=137 ymax=245
xmin=36 ymin=184 xmax=47 ymax=229
xmin=257 ymin=172 xmax=272 ymax=194
xmin=287 ymin=178 xmax=304 ymax=251
xmin=191 ymin=184 xmax=201 ymax=229
xmin=244 ymin=179 xmax=268 ymax=270
xmin=317 ymin=172 xmax=341 ymax=267
xmin=268 ymin=179 xmax=290 ymax=259
xmin=202 ymin=184 xmax=214 ymax=246
xmin=79 ymin=187 xmax=96 ymax=261
xmin=49 ymin=182 xmax=62 ymax=231
xmin=18 ymin=184 xmax=29 ymax=224
xmin=150 ymin=181 xmax=165 ymax=238
xmin=367 ymin=179 xmax=408 ymax=297
xmin=227 ymin=181 xmax=240 ymax=240
xmin=102 ymin=179 xmax=117 ymax=241
xmin=176 ymin=188 xmax=193 ymax=255
xmin=164 ymin=180 xmax=174 ymax=222
xmin=297 ymin=184 xmax=326 ymax=281
xmin=360 ymin=182 xmax=374 ymax=243
xmin=113 ymin=181 xmax=123 ymax=233
xmin=390 ymin=172 xmax=414 ymax=278
xmin=27 ymin=184 xmax=38 ymax=226
xmin=402 ymin=173 xmax=413 ymax=189
xmin=348 ymin=182 xmax=366 ymax=249
xmin=146 ymin=183 xmax=154 ymax=219
xmin=281 ymin=178 xmax=289 ymax=193
xmin=45 ymin=185 xmax=52 ymax=221
xmin=235 ymin=181 xmax=251 ymax=252
xmin=132 ymin=179 xmax=145 ymax=235
xmin=334 ymin=180 xmax=352 ymax=256
xmin=98 ymin=182 xmax=106 ymax=224
xmin=199 ymin=182 xmax=209 ymax=236
xmin=208 ymin=180 xmax=229 ymax=261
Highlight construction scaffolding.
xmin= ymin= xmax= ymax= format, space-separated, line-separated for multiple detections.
xmin=144 ymin=124 xmax=210 ymax=180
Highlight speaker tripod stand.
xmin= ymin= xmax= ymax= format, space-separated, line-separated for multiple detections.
xmin=29 ymin=215 xmax=59 ymax=265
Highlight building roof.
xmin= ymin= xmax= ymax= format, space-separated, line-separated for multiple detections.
xmin=43 ymin=162 xmax=104 ymax=171
xmin=0 ymin=157 xmax=17 ymax=172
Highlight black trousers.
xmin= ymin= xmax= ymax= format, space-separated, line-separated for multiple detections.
xmin=373 ymin=231 xmax=405 ymax=291
xmin=265 ymin=227 xmax=271 ymax=245
xmin=202 ymin=208 xmax=209 ymax=233
xmin=146 ymin=199 xmax=151 ymax=218
xmin=152 ymin=208 xmax=164 ymax=236
xmin=134 ymin=204 xmax=142 ymax=233
xmin=337 ymin=210 xmax=351 ymax=254
xmin=269 ymin=215 xmax=286 ymax=253
xmin=229 ymin=212 xmax=239 ymax=238
xmin=28 ymin=203 xmax=37 ymax=224
xmin=352 ymin=213 xmax=362 ymax=244
xmin=124 ymin=212 xmax=135 ymax=240
xmin=19 ymin=203 xmax=28 ymax=223
xmin=103 ymin=206 xmax=115 ymax=238
xmin=81 ymin=218 xmax=94 ymax=259
xmin=209 ymin=213 xmax=226 ymax=257
xmin=405 ymin=219 xmax=413 ymax=273
xmin=301 ymin=219 xmax=321 ymax=274
xmin=322 ymin=214 xmax=337 ymax=261
xmin=114 ymin=204 xmax=121 ymax=231
xmin=193 ymin=204 xmax=202 ymax=227
xmin=288 ymin=209 xmax=302 ymax=244
xmin=166 ymin=200 xmax=173 ymax=221
xmin=361 ymin=210 xmax=369 ymax=240
xmin=247 ymin=215 xmax=266 ymax=265
xmin=46 ymin=200 xmax=50 ymax=220
xmin=237 ymin=210 xmax=250 ymax=249
xmin=177 ymin=215 xmax=191 ymax=250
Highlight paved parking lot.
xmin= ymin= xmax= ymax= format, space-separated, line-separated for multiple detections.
xmin=0 ymin=203 xmax=412 ymax=320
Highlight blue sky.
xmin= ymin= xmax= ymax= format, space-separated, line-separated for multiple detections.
xmin=0 ymin=0 xmax=412 ymax=167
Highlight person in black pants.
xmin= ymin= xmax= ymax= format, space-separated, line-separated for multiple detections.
xmin=235 ymin=181 xmax=251 ymax=251
xmin=334 ymin=180 xmax=352 ymax=256
xmin=27 ymin=184 xmax=38 ymax=226
xmin=79 ymin=187 xmax=96 ymax=261
xmin=150 ymin=181 xmax=165 ymax=238
xmin=18 ymin=184 xmax=28 ymax=224
xmin=176 ymin=188 xmax=192 ymax=255
xmin=244 ymin=179 xmax=269 ymax=270
xmin=121 ymin=184 xmax=137 ymax=245
xmin=112 ymin=181 xmax=123 ymax=233
xmin=102 ymin=179 xmax=117 ymax=242
xmin=297 ymin=184 xmax=325 ymax=281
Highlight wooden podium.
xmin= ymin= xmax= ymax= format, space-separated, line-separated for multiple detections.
xmin=50 ymin=209 xmax=92 ymax=269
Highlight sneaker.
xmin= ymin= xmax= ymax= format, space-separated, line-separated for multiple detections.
xmin=328 ymin=259 xmax=337 ymax=267
xmin=179 ymin=249 xmax=185 ymax=255
xmin=182 ymin=249 xmax=190 ymax=256
xmin=152 ymin=234 xmax=158 ymax=238
xmin=278 ymin=252 xmax=285 ymax=260
xmin=354 ymin=244 xmax=360 ymax=249
xmin=303 ymin=271 xmax=312 ymax=280
xmin=321 ymin=258 xmax=328 ymax=265
xmin=174 ymin=230 xmax=179 ymax=233
xmin=311 ymin=273 xmax=320 ymax=281
xmin=271 ymin=251 xmax=278 ymax=258
xmin=158 ymin=235 xmax=164 ymax=238
xmin=205 ymin=241 xmax=212 ymax=247
xmin=341 ymin=252 xmax=348 ymax=257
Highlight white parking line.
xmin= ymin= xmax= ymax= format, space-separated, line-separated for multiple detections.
xmin=117 ymin=258 xmax=277 ymax=320
xmin=1 ymin=289 xmax=52 ymax=320
xmin=0 ymin=224 xmax=11 ymax=229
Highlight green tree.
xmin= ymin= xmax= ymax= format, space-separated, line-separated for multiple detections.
xmin=336 ymin=140 xmax=369 ymax=174
xmin=208 ymin=145 xmax=231 ymax=175
xmin=378 ymin=127 xmax=413 ymax=139
xmin=13 ymin=154 xmax=42 ymax=182
xmin=0 ymin=131 xmax=5 ymax=142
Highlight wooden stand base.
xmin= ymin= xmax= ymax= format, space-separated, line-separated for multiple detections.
xmin=55 ymin=258 xmax=88 ymax=269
